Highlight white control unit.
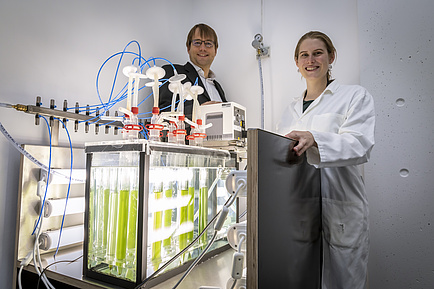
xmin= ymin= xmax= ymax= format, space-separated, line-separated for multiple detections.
xmin=201 ymin=102 xmax=246 ymax=141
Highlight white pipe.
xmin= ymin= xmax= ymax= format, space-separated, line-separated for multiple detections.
xmin=45 ymin=197 xmax=85 ymax=217
xmin=39 ymin=225 xmax=84 ymax=251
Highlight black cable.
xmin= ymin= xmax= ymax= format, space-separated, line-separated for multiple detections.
xmin=36 ymin=255 xmax=83 ymax=289
xmin=229 ymin=278 xmax=238 ymax=289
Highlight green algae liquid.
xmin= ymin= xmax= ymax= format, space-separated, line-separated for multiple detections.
xmin=187 ymin=186 xmax=194 ymax=243
xmin=163 ymin=188 xmax=172 ymax=248
xmin=199 ymin=186 xmax=208 ymax=246
xmin=152 ymin=191 xmax=163 ymax=270
xmin=103 ymin=188 xmax=110 ymax=249
xmin=116 ymin=189 xmax=130 ymax=268
xmin=179 ymin=189 xmax=189 ymax=252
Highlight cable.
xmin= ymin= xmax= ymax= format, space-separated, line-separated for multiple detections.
xmin=18 ymin=250 xmax=34 ymax=289
xmin=36 ymin=255 xmax=83 ymax=289
xmin=134 ymin=194 xmax=235 ymax=289
xmin=53 ymin=118 xmax=73 ymax=258
xmin=31 ymin=116 xmax=52 ymax=236
xmin=92 ymin=45 xmax=177 ymax=125
xmin=171 ymin=180 xmax=245 ymax=289
xmin=18 ymin=265 xmax=24 ymax=289
xmin=230 ymin=279 xmax=238 ymax=289
xmin=239 ymin=209 xmax=247 ymax=220
xmin=33 ymin=194 xmax=56 ymax=289
xmin=106 ymin=41 xmax=142 ymax=106
xmin=30 ymin=116 xmax=55 ymax=289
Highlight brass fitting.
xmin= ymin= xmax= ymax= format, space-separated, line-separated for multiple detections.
xmin=13 ymin=104 xmax=28 ymax=112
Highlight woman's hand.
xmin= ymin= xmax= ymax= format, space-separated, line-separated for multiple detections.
xmin=285 ymin=130 xmax=317 ymax=156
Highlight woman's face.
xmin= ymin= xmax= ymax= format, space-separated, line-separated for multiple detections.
xmin=295 ymin=38 xmax=334 ymax=82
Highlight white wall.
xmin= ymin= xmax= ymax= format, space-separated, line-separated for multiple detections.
xmin=261 ymin=1 xmax=360 ymax=131
xmin=358 ymin=0 xmax=434 ymax=288
xmin=2 ymin=1 xmax=430 ymax=288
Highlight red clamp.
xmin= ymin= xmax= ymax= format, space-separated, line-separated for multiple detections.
xmin=145 ymin=123 xmax=164 ymax=131
xmin=124 ymin=124 xmax=143 ymax=131
xmin=193 ymin=133 xmax=207 ymax=139
xmin=174 ymin=129 xmax=186 ymax=135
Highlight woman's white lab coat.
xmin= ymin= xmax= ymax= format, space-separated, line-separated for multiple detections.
xmin=276 ymin=80 xmax=375 ymax=289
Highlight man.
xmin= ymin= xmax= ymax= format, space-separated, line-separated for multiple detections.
xmin=158 ymin=23 xmax=227 ymax=121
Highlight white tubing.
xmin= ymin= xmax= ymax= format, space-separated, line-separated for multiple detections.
xmin=0 ymin=121 xmax=84 ymax=182
xmin=257 ymin=57 xmax=265 ymax=129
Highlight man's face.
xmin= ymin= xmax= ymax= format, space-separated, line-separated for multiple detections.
xmin=187 ymin=28 xmax=217 ymax=71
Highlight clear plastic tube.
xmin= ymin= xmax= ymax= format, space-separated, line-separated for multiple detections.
xmin=0 ymin=121 xmax=84 ymax=183
xmin=168 ymin=121 xmax=177 ymax=143
xmin=0 ymin=102 xmax=13 ymax=108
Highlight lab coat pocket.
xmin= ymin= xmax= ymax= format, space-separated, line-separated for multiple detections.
xmin=322 ymin=198 xmax=366 ymax=249
xmin=311 ymin=113 xmax=344 ymax=133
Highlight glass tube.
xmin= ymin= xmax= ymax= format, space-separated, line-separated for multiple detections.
xmin=91 ymin=167 xmax=107 ymax=266
xmin=163 ymin=181 xmax=173 ymax=255
xmin=106 ymin=167 xmax=119 ymax=273
xmin=198 ymin=168 xmax=208 ymax=247
xmin=102 ymin=168 xmax=110 ymax=262
xmin=125 ymin=167 xmax=138 ymax=281
xmin=179 ymin=179 xmax=189 ymax=258
xmin=187 ymin=184 xmax=195 ymax=244
xmin=151 ymin=183 xmax=163 ymax=271
xmin=115 ymin=167 xmax=131 ymax=276
xmin=88 ymin=168 xmax=96 ymax=268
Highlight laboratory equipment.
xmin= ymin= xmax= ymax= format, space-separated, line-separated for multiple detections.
xmin=200 ymin=102 xmax=246 ymax=142
xmin=15 ymin=145 xmax=86 ymax=261
xmin=225 ymin=172 xmax=247 ymax=289
xmin=83 ymin=139 xmax=237 ymax=288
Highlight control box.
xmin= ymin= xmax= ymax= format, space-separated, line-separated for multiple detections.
xmin=200 ymin=102 xmax=246 ymax=141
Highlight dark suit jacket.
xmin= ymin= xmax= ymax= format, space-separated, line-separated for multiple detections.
xmin=158 ymin=62 xmax=227 ymax=121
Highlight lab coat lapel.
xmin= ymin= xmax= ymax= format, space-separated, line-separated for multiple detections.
xmin=302 ymin=82 xmax=338 ymax=115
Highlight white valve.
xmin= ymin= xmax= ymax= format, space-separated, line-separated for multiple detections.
xmin=122 ymin=65 xmax=138 ymax=76
xmin=169 ymin=73 xmax=186 ymax=83
xmin=227 ymin=221 xmax=247 ymax=251
xmin=225 ymin=170 xmax=247 ymax=197
xmin=190 ymin=85 xmax=204 ymax=96
xmin=145 ymin=66 xmax=165 ymax=80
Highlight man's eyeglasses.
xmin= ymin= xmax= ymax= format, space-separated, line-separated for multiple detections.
xmin=191 ymin=39 xmax=215 ymax=48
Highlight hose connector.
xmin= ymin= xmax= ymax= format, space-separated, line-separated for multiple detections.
xmin=13 ymin=104 xmax=28 ymax=112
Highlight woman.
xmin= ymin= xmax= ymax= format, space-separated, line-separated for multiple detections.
xmin=276 ymin=31 xmax=375 ymax=289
